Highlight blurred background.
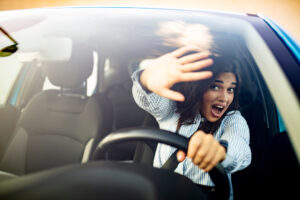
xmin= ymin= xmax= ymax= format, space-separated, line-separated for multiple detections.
xmin=0 ymin=0 xmax=299 ymax=42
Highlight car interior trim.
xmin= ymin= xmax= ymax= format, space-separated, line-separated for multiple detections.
xmin=81 ymin=138 xmax=94 ymax=163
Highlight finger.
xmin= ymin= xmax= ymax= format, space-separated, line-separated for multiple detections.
xmin=178 ymin=52 xmax=211 ymax=65
xmin=180 ymin=58 xmax=213 ymax=72
xmin=159 ymin=89 xmax=185 ymax=102
xmin=203 ymin=148 xmax=225 ymax=172
xmin=198 ymin=140 xmax=219 ymax=169
xmin=187 ymin=131 xmax=204 ymax=159
xmin=171 ymin=46 xmax=200 ymax=58
xmin=176 ymin=150 xmax=186 ymax=162
xmin=180 ymin=71 xmax=213 ymax=82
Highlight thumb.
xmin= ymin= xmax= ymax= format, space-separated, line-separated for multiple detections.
xmin=176 ymin=150 xmax=186 ymax=162
xmin=160 ymin=89 xmax=185 ymax=102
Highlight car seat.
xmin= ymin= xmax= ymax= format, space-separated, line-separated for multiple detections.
xmin=96 ymin=59 xmax=158 ymax=161
xmin=104 ymin=82 xmax=152 ymax=160
xmin=0 ymin=45 xmax=113 ymax=175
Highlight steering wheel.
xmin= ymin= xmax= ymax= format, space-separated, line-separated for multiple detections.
xmin=92 ymin=127 xmax=230 ymax=200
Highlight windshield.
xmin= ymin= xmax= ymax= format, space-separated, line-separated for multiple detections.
xmin=0 ymin=8 xmax=288 ymax=122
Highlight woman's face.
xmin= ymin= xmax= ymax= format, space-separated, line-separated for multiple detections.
xmin=200 ymin=72 xmax=237 ymax=122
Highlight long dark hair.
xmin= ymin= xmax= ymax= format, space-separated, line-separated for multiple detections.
xmin=175 ymin=57 xmax=242 ymax=134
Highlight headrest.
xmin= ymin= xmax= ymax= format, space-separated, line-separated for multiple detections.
xmin=45 ymin=45 xmax=94 ymax=88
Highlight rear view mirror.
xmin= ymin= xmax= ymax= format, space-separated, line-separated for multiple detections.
xmin=0 ymin=26 xmax=18 ymax=57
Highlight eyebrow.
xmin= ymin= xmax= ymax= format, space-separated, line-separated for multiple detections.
xmin=214 ymin=79 xmax=237 ymax=85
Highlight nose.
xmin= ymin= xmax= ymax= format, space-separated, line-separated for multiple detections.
xmin=217 ymin=90 xmax=228 ymax=102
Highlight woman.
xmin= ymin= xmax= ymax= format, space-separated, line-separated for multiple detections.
xmin=132 ymin=46 xmax=251 ymax=199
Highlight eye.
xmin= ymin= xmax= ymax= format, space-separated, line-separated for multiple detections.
xmin=210 ymin=85 xmax=220 ymax=91
xmin=228 ymin=88 xmax=235 ymax=93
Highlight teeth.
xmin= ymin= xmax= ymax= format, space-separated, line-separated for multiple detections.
xmin=216 ymin=105 xmax=224 ymax=109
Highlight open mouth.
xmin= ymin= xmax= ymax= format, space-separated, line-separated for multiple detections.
xmin=211 ymin=104 xmax=225 ymax=118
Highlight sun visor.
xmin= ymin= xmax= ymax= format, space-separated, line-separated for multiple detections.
xmin=16 ymin=37 xmax=72 ymax=62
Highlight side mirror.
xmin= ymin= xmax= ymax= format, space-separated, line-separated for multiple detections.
xmin=0 ymin=44 xmax=18 ymax=57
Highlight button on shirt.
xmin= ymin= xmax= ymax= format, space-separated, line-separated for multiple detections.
xmin=131 ymin=70 xmax=251 ymax=199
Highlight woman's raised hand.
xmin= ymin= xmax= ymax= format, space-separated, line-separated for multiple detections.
xmin=140 ymin=46 xmax=213 ymax=101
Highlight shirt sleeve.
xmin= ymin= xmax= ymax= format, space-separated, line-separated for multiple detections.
xmin=220 ymin=112 xmax=252 ymax=173
xmin=131 ymin=69 xmax=176 ymax=122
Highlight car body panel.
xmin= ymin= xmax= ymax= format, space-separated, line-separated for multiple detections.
xmin=259 ymin=14 xmax=300 ymax=64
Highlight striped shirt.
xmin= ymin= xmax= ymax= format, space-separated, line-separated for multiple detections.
xmin=131 ymin=70 xmax=251 ymax=199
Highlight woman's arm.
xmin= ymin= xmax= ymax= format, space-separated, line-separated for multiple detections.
xmin=176 ymin=111 xmax=251 ymax=173
xmin=132 ymin=69 xmax=176 ymax=121
xmin=219 ymin=112 xmax=251 ymax=173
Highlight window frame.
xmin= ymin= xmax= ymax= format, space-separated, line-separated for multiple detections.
xmin=244 ymin=15 xmax=300 ymax=162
